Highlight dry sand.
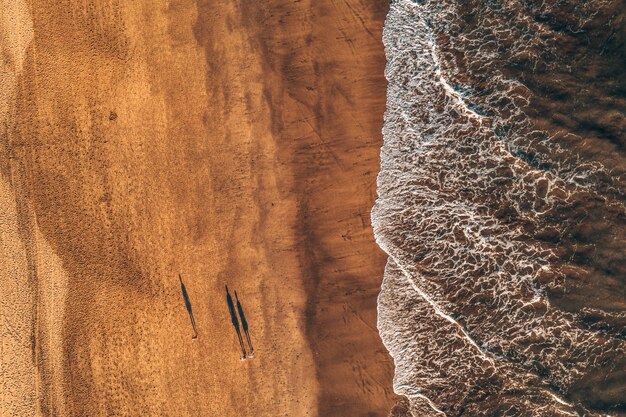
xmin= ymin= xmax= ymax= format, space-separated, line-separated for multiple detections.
xmin=1 ymin=1 xmax=397 ymax=416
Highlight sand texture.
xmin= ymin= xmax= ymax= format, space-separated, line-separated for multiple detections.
xmin=0 ymin=1 xmax=396 ymax=416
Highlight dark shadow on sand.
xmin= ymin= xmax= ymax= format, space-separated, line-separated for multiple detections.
xmin=179 ymin=274 xmax=198 ymax=339
xmin=235 ymin=290 xmax=254 ymax=356
xmin=226 ymin=285 xmax=247 ymax=358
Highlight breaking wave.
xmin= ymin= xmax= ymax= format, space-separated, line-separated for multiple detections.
xmin=373 ymin=0 xmax=626 ymax=415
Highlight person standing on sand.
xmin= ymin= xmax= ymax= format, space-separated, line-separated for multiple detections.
xmin=235 ymin=290 xmax=254 ymax=358
xmin=226 ymin=286 xmax=247 ymax=359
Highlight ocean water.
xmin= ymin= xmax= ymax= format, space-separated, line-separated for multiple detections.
xmin=372 ymin=0 xmax=626 ymax=415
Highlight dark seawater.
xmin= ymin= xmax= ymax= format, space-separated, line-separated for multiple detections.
xmin=372 ymin=0 xmax=625 ymax=415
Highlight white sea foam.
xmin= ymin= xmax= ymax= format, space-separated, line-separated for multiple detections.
xmin=373 ymin=0 xmax=625 ymax=415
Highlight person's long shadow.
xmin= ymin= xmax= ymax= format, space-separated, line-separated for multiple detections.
xmin=235 ymin=291 xmax=254 ymax=357
xmin=226 ymin=286 xmax=246 ymax=359
xmin=179 ymin=274 xmax=198 ymax=339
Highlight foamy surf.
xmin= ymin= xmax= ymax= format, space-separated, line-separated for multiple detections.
xmin=373 ymin=0 xmax=626 ymax=415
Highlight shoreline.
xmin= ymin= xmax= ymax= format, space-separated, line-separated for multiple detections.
xmin=244 ymin=1 xmax=399 ymax=414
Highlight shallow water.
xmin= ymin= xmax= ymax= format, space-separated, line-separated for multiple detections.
xmin=373 ymin=0 xmax=626 ymax=415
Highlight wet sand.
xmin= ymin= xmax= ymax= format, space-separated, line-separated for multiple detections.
xmin=1 ymin=1 xmax=396 ymax=416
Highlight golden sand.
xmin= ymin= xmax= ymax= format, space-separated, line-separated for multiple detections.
xmin=0 ymin=1 xmax=396 ymax=415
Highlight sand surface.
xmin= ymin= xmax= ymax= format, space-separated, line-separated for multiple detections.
xmin=1 ymin=1 xmax=397 ymax=416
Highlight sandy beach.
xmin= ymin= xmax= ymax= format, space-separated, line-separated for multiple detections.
xmin=1 ymin=1 xmax=397 ymax=416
